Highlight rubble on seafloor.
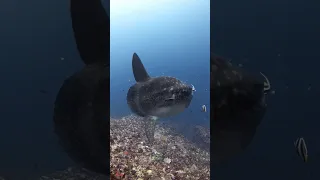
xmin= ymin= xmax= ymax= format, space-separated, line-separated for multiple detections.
xmin=110 ymin=115 xmax=210 ymax=180
xmin=192 ymin=125 xmax=210 ymax=152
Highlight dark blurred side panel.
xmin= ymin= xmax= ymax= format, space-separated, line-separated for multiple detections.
xmin=51 ymin=0 xmax=110 ymax=178
xmin=210 ymin=0 xmax=267 ymax=175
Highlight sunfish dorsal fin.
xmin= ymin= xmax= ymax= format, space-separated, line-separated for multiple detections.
xmin=132 ymin=53 xmax=150 ymax=82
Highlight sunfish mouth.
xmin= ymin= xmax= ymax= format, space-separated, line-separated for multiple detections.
xmin=191 ymin=84 xmax=196 ymax=94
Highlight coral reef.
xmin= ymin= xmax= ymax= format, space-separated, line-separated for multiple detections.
xmin=110 ymin=115 xmax=210 ymax=180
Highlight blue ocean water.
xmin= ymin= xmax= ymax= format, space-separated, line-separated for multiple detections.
xmin=212 ymin=0 xmax=320 ymax=179
xmin=110 ymin=0 xmax=210 ymax=135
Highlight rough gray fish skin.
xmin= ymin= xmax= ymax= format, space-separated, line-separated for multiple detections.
xmin=211 ymin=53 xmax=268 ymax=165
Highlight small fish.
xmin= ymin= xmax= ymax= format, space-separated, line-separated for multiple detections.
xmin=294 ymin=137 xmax=308 ymax=162
xmin=201 ymin=105 xmax=207 ymax=112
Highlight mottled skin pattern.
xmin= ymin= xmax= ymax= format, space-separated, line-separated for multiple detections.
xmin=127 ymin=76 xmax=193 ymax=117
xmin=53 ymin=0 xmax=109 ymax=175
xmin=211 ymin=54 xmax=269 ymax=165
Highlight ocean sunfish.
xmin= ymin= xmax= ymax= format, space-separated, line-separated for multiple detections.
xmin=211 ymin=53 xmax=270 ymax=165
xmin=127 ymin=53 xmax=195 ymax=143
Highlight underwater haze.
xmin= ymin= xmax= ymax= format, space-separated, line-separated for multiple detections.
xmin=110 ymin=0 xmax=210 ymax=134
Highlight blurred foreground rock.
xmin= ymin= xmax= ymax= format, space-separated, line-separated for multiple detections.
xmin=39 ymin=167 xmax=108 ymax=180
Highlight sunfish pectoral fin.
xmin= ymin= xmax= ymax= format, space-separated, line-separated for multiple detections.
xmin=165 ymin=98 xmax=175 ymax=102
xmin=132 ymin=53 xmax=150 ymax=82
xmin=165 ymin=94 xmax=176 ymax=101
xmin=143 ymin=116 xmax=158 ymax=144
